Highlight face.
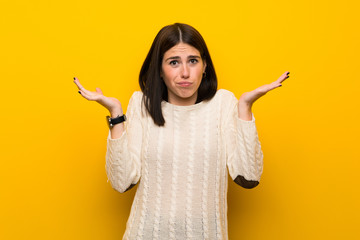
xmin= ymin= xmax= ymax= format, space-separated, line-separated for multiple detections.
xmin=161 ymin=42 xmax=206 ymax=106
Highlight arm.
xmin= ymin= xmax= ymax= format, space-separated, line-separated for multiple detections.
xmin=73 ymin=78 xmax=142 ymax=193
xmin=226 ymin=95 xmax=264 ymax=189
xmin=105 ymin=92 xmax=143 ymax=193
xmin=226 ymin=71 xmax=290 ymax=188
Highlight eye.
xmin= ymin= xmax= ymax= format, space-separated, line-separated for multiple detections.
xmin=169 ymin=60 xmax=178 ymax=66
xmin=189 ymin=58 xmax=198 ymax=64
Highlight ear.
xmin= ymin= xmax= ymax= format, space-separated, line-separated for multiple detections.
xmin=203 ymin=60 xmax=207 ymax=73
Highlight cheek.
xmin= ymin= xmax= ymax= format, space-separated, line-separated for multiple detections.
xmin=162 ymin=66 xmax=177 ymax=80
xmin=161 ymin=68 xmax=173 ymax=87
xmin=194 ymin=68 xmax=203 ymax=79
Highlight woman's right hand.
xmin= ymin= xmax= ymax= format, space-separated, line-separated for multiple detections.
xmin=73 ymin=77 xmax=123 ymax=117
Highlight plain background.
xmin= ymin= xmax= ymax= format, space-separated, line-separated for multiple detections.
xmin=1 ymin=0 xmax=359 ymax=239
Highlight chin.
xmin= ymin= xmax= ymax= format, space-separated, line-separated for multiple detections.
xmin=177 ymin=89 xmax=197 ymax=99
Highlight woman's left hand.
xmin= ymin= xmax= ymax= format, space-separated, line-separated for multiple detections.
xmin=238 ymin=71 xmax=290 ymax=108
xmin=237 ymin=71 xmax=290 ymax=121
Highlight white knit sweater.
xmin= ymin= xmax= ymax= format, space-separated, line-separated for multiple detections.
xmin=105 ymin=89 xmax=263 ymax=240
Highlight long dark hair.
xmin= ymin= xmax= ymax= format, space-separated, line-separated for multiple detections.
xmin=139 ymin=23 xmax=217 ymax=126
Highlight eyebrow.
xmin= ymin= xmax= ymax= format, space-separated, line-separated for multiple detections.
xmin=164 ymin=55 xmax=201 ymax=62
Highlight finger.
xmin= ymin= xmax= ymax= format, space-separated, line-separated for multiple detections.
xmin=74 ymin=78 xmax=96 ymax=96
xmin=95 ymin=87 xmax=103 ymax=95
xmin=268 ymin=83 xmax=282 ymax=91
xmin=277 ymin=72 xmax=290 ymax=84
xmin=78 ymin=89 xmax=86 ymax=98
xmin=78 ymin=90 xmax=94 ymax=101
xmin=73 ymin=78 xmax=94 ymax=96
xmin=73 ymin=77 xmax=86 ymax=91
xmin=279 ymin=76 xmax=289 ymax=83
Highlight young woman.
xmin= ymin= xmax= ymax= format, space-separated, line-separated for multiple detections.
xmin=74 ymin=23 xmax=290 ymax=240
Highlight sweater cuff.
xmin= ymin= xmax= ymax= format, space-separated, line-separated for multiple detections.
xmin=236 ymin=112 xmax=255 ymax=122
xmin=107 ymin=129 xmax=126 ymax=141
xmin=236 ymin=113 xmax=256 ymax=132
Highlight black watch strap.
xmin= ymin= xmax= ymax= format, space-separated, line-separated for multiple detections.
xmin=106 ymin=114 xmax=126 ymax=129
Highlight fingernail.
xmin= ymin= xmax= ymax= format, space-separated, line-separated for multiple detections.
xmin=287 ymin=72 xmax=290 ymax=75
xmin=78 ymin=91 xmax=81 ymax=94
xmin=73 ymin=77 xmax=76 ymax=80
xmin=279 ymin=85 xmax=282 ymax=87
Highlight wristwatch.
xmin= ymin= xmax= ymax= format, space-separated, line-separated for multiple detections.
xmin=106 ymin=114 xmax=127 ymax=129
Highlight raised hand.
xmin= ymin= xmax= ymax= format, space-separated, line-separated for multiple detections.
xmin=239 ymin=71 xmax=290 ymax=108
xmin=73 ymin=77 xmax=123 ymax=116
xmin=236 ymin=71 xmax=290 ymax=121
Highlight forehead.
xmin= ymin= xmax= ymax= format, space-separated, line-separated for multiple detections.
xmin=164 ymin=43 xmax=200 ymax=57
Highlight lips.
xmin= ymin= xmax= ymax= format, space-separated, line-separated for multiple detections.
xmin=177 ymin=81 xmax=192 ymax=87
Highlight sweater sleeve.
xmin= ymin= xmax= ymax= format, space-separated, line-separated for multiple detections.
xmin=225 ymin=93 xmax=264 ymax=189
xmin=105 ymin=91 xmax=142 ymax=193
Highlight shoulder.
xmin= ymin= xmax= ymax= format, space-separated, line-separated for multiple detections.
xmin=214 ymin=89 xmax=238 ymax=104
xmin=213 ymin=89 xmax=238 ymax=123
xmin=128 ymin=91 xmax=144 ymax=105
xmin=130 ymin=91 xmax=143 ymax=101
xmin=127 ymin=91 xmax=144 ymax=115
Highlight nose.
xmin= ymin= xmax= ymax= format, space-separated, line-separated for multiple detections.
xmin=180 ymin=64 xmax=190 ymax=79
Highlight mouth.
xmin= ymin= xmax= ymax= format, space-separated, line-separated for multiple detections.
xmin=177 ymin=81 xmax=192 ymax=87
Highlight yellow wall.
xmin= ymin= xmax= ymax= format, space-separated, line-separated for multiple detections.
xmin=1 ymin=0 xmax=359 ymax=239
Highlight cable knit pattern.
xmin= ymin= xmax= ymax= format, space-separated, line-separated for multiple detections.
xmin=169 ymin=109 xmax=180 ymax=240
xmin=136 ymin=117 xmax=151 ymax=240
xmin=215 ymin=97 xmax=222 ymax=240
xmin=201 ymin=108 xmax=210 ymax=239
xmin=105 ymin=89 xmax=264 ymax=240
xmin=152 ymin=126 xmax=164 ymax=240
xmin=185 ymin=111 xmax=195 ymax=239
